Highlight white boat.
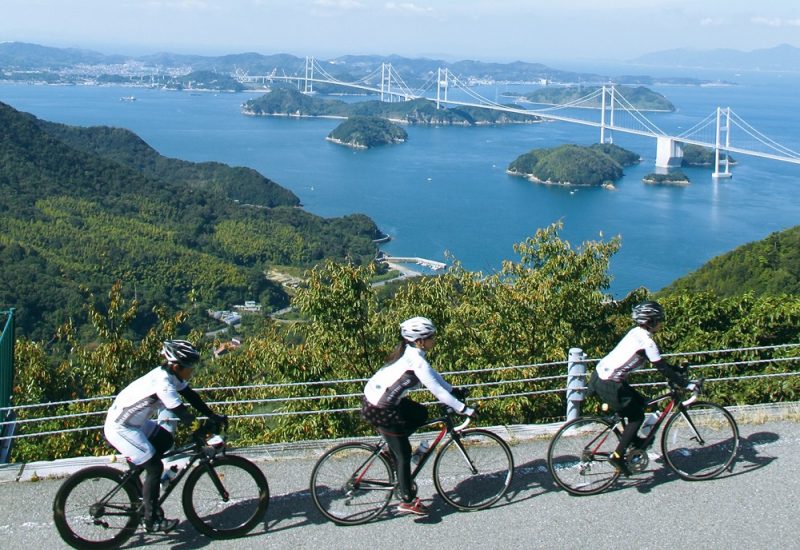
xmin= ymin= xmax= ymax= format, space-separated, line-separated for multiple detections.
xmin=120 ymin=96 xmax=136 ymax=102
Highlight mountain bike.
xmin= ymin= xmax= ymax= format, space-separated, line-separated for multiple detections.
xmin=547 ymin=378 xmax=739 ymax=496
xmin=53 ymin=422 xmax=269 ymax=549
xmin=310 ymin=406 xmax=514 ymax=525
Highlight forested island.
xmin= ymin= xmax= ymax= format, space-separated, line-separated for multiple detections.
xmin=507 ymin=143 xmax=640 ymax=186
xmin=0 ymin=100 xmax=384 ymax=341
xmin=242 ymin=88 xmax=540 ymax=126
xmin=643 ymin=170 xmax=690 ymax=185
xmin=509 ymin=85 xmax=675 ymax=112
xmin=327 ymin=116 xmax=408 ymax=149
xmin=681 ymin=144 xmax=736 ymax=167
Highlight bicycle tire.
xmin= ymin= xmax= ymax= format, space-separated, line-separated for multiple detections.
xmin=52 ymin=465 xmax=140 ymax=550
xmin=310 ymin=442 xmax=394 ymax=525
xmin=547 ymin=416 xmax=621 ymax=496
xmin=182 ymin=454 xmax=269 ymax=539
xmin=433 ymin=428 xmax=514 ymax=511
xmin=661 ymin=400 xmax=739 ymax=481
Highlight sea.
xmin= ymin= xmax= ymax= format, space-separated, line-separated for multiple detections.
xmin=1 ymin=63 xmax=798 ymax=297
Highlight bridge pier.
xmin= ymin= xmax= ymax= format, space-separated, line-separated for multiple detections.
xmin=655 ymin=137 xmax=683 ymax=169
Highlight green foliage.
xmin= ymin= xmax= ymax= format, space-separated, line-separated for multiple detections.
xmin=660 ymin=226 xmax=800 ymax=297
xmin=681 ymin=144 xmax=736 ymax=167
xmin=508 ymin=144 xmax=638 ymax=186
xmin=643 ymin=170 xmax=690 ymax=184
xmin=328 ymin=116 xmax=408 ymax=148
xmin=243 ymin=89 xmax=539 ymax=126
xmin=523 ymin=85 xmax=675 ymax=111
xmin=0 ymin=101 xmax=382 ymax=340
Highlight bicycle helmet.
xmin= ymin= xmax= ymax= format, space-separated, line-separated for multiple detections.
xmin=400 ymin=316 xmax=436 ymax=342
xmin=161 ymin=340 xmax=201 ymax=367
xmin=631 ymin=301 xmax=665 ymax=328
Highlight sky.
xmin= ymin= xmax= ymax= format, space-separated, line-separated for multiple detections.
xmin=2 ymin=0 xmax=800 ymax=63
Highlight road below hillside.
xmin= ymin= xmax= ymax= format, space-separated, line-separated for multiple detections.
xmin=0 ymin=413 xmax=796 ymax=549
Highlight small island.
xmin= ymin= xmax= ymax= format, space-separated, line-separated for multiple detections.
xmin=507 ymin=143 xmax=640 ymax=187
xmin=510 ymin=85 xmax=675 ymax=112
xmin=327 ymin=116 xmax=408 ymax=149
xmin=681 ymin=144 xmax=736 ymax=167
xmin=643 ymin=170 xmax=690 ymax=185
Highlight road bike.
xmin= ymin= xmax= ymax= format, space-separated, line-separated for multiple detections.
xmin=53 ymin=422 xmax=269 ymax=549
xmin=310 ymin=406 xmax=514 ymax=525
xmin=547 ymin=378 xmax=739 ymax=496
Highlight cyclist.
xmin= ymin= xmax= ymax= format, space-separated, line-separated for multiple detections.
xmin=103 ymin=340 xmax=227 ymax=533
xmin=588 ymin=301 xmax=690 ymax=476
xmin=361 ymin=316 xmax=475 ymax=516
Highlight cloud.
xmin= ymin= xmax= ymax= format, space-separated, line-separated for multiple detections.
xmin=699 ymin=17 xmax=724 ymax=27
xmin=313 ymin=0 xmax=364 ymax=8
xmin=384 ymin=2 xmax=433 ymax=14
xmin=750 ymin=16 xmax=800 ymax=27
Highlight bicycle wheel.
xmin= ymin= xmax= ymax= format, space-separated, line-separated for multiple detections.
xmin=661 ymin=400 xmax=739 ymax=481
xmin=547 ymin=417 xmax=620 ymax=496
xmin=52 ymin=465 xmax=140 ymax=550
xmin=182 ymin=454 xmax=269 ymax=539
xmin=433 ymin=428 xmax=514 ymax=511
xmin=310 ymin=442 xmax=394 ymax=525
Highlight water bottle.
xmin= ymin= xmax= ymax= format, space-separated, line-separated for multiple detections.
xmin=411 ymin=440 xmax=430 ymax=466
xmin=160 ymin=464 xmax=179 ymax=491
xmin=639 ymin=412 xmax=658 ymax=438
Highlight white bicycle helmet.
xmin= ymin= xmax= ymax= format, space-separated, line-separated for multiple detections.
xmin=161 ymin=340 xmax=201 ymax=367
xmin=400 ymin=316 xmax=436 ymax=342
xmin=631 ymin=301 xmax=665 ymax=328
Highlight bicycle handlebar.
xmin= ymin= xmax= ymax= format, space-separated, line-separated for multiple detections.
xmin=681 ymin=377 xmax=705 ymax=407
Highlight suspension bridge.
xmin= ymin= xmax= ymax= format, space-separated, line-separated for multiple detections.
xmin=235 ymin=57 xmax=800 ymax=178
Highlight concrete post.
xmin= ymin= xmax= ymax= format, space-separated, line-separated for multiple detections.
xmin=567 ymin=348 xmax=587 ymax=421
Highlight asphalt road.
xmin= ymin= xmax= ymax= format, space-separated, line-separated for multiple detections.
xmin=0 ymin=412 xmax=797 ymax=550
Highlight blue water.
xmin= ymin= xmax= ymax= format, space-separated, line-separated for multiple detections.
xmin=2 ymin=71 xmax=798 ymax=297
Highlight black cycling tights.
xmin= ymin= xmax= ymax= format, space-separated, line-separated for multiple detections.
xmin=140 ymin=426 xmax=174 ymax=521
xmin=381 ymin=431 xmax=415 ymax=503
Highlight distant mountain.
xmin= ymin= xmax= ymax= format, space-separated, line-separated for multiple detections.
xmin=632 ymin=44 xmax=800 ymax=71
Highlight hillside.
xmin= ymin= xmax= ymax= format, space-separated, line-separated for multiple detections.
xmin=327 ymin=116 xmax=408 ymax=148
xmin=0 ymin=101 xmax=383 ymax=340
xmin=519 ymin=85 xmax=674 ymax=111
xmin=242 ymin=88 xmax=540 ymax=126
xmin=659 ymin=225 xmax=800 ymax=297
xmin=507 ymin=143 xmax=639 ymax=186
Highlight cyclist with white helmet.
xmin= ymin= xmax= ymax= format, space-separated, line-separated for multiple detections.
xmin=104 ymin=340 xmax=227 ymax=534
xmin=361 ymin=316 xmax=475 ymax=516
xmin=588 ymin=301 xmax=690 ymax=476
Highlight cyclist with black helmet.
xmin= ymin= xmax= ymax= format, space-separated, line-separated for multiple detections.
xmin=588 ymin=301 xmax=691 ymax=476
xmin=361 ymin=316 xmax=475 ymax=516
xmin=103 ymin=340 xmax=227 ymax=534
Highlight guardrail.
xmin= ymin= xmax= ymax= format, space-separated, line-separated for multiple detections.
xmin=0 ymin=342 xmax=798 ymax=451
xmin=0 ymin=309 xmax=15 ymax=462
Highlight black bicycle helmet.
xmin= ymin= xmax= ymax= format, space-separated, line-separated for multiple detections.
xmin=631 ymin=301 xmax=665 ymax=328
xmin=161 ymin=339 xmax=201 ymax=367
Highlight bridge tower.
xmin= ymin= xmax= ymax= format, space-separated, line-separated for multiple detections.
xmin=599 ymin=85 xmax=616 ymax=144
xmin=655 ymin=137 xmax=684 ymax=169
xmin=304 ymin=56 xmax=314 ymax=94
xmin=381 ymin=63 xmax=393 ymax=102
xmin=436 ymin=67 xmax=449 ymax=109
xmin=713 ymin=107 xmax=733 ymax=179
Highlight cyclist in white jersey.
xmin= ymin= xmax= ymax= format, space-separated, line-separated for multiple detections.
xmin=104 ymin=340 xmax=226 ymax=533
xmin=361 ymin=316 xmax=475 ymax=516
xmin=588 ymin=301 xmax=690 ymax=476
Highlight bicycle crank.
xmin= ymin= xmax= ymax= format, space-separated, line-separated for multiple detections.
xmin=626 ymin=449 xmax=650 ymax=472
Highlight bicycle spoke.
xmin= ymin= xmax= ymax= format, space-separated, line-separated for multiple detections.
xmin=433 ymin=429 xmax=514 ymax=511
xmin=662 ymin=401 xmax=739 ymax=480
xmin=547 ymin=417 xmax=620 ymax=496
xmin=310 ymin=443 xmax=394 ymax=525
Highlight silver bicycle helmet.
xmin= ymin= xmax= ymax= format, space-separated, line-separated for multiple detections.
xmin=400 ymin=316 xmax=436 ymax=342
xmin=631 ymin=301 xmax=665 ymax=328
xmin=161 ymin=340 xmax=201 ymax=367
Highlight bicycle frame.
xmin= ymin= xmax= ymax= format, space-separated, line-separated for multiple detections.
xmin=94 ymin=433 xmax=227 ymax=516
xmin=610 ymin=385 xmax=701 ymax=444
